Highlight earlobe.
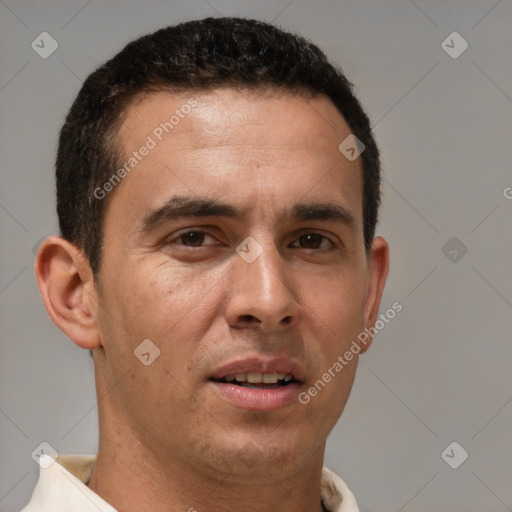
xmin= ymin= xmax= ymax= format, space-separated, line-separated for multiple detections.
xmin=34 ymin=236 xmax=101 ymax=350
xmin=360 ymin=236 xmax=390 ymax=354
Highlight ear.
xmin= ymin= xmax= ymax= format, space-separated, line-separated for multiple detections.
xmin=34 ymin=236 xmax=101 ymax=350
xmin=359 ymin=236 xmax=390 ymax=354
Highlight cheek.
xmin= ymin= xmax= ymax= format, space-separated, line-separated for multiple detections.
xmin=117 ymin=262 xmax=222 ymax=370
xmin=122 ymin=263 xmax=206 ymax=327
xmin=309 ymin=271 xmax=367 ymax=337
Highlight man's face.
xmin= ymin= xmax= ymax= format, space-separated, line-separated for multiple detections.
xmin=92 ymin=88 xmax=376 ymax=476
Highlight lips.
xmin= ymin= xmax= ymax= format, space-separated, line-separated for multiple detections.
xmin=209 ymin=357 xmax=304 ymax=411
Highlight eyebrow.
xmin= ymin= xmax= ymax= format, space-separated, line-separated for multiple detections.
xmin=139 ymin=195 xmax=357 ymax=235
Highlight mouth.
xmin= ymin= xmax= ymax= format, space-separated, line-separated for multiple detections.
xmin=211 ymin=372 xmax=297 ymax=389
xmin=209 ymin=358 xmax=304 ymax=412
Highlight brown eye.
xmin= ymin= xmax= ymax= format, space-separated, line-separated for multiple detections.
xmin=295 ymin=233 xmax=332 ymax=250
xmin=179 ymin=231 xmax=206 ymax=246
xmin=166 ymin=230 xmax=219 ymax=248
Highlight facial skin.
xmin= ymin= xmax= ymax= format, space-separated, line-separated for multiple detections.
xmin=36 ymin=88 xmax=388 ymax=512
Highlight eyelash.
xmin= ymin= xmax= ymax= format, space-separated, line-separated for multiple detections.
xmin=165 ymin=229 xmax=336 ymax=251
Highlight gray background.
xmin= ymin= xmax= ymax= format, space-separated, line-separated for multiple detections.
xmin=1 ymin=1 xmax=511 ymax=511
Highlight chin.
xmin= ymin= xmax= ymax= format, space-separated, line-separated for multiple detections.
xmin=202 ymin=429 xmax=318 ymax=477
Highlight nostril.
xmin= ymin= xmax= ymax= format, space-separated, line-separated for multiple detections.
xmin=240 ymin=314 xmax=259 ymax=323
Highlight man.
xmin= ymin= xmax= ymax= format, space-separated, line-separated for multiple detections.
xmin=26 ymin=16 xmax=388 ymax=512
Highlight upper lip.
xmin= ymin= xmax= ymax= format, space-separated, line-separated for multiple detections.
xmin=210 ymin=356 xmax=304 ymax=382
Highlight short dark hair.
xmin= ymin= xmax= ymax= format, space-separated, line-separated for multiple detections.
xmin=56 ymin=17 xmax=381 ymax=278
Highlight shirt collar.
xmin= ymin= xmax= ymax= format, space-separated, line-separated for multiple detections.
xmin=21 ymin=454 xmax=116 ymax=512
xmin=22 ymin=454 xmax=359 ymax=512
xmin=321 ymin=466 xmax=359 ymax=512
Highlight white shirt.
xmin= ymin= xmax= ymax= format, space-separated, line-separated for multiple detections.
xmin=21 ymin=454 xmax=359 ymax=512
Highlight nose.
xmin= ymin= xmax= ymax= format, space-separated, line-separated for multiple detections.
xmin=224 ymin=241 xmax=301 ymax=332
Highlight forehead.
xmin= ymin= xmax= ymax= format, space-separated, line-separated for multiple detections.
xmin=106 ymin=87 xmax=363 ymax=231
xmin=117 ymin=87 xmax=355 ymax=161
